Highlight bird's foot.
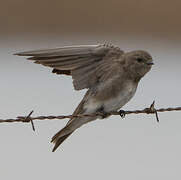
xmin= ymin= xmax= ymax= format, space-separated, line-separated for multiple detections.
xmin=97 ymin=107 xmax=109 ymax=119
xmin=119 ymin=110 xmax=126 ymax=118
xmin=100 ymin=112 xmax=109 ymax=119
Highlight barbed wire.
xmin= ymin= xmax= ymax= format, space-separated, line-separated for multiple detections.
xmin=0 ymin=101 xmax=181 ymax=131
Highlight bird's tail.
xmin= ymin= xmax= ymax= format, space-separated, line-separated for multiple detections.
xmin=51 ymin=123 xmax=75 ymax=152
xmin=51 ymin=96 xmax=87 ymax=152
xmin=51 ymin=133 xmax=73 ymax=152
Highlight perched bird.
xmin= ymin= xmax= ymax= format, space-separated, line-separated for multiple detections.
xmin=15 ymin=44 xmax=154 ymax=152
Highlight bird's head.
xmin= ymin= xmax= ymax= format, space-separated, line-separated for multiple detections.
xmin=122 ymin=50 xmax=154 ymax=81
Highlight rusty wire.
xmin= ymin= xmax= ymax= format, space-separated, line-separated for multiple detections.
xmin=0 ymin=101 xmax=181 ymax=131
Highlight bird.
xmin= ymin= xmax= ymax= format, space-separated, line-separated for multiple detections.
xmin=15 ymin=43 xmax=154 ymax=152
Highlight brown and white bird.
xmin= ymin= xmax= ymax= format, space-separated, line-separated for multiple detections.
xmin=15 ymin=44 xmax=154 ymax=152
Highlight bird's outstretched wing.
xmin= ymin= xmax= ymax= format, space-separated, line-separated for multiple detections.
xmin=15 ymin=44 xmax=124 ymax=90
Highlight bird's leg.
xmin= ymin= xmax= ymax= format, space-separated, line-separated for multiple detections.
xmin=97 ymin=106 xmax=109 ymax=119
xmin=119 ymin=110 xmax=126 ymax=118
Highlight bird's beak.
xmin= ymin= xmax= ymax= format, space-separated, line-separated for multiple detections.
xmin=147 ymin=62 xmax=154 ymax=65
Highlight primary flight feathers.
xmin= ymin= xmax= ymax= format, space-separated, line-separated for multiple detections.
xmin=15 ymin=44 xmax=124 ymax=90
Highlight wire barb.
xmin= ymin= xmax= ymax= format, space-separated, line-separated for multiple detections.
xmin=18 ymin=110 xmax=35 ymax=131
xmin=0 ymin=102 xmax=181 ymax=124
xmin=143 ymin=101 xmax=159 ymax=122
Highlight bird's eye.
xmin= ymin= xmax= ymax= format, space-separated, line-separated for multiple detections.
xmin=136 ymin=58 xmax=144 ymax=63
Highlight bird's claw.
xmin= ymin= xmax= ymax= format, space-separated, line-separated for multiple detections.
xmin=99 ymin=112 xmax=109 ymax=119
xmin=97 ymin=106 xmax=109 ymax=119
xmin=119 ymin=110 xmax=126 ymax=118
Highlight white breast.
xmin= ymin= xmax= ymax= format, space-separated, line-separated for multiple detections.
xmin=84 ymin=82 xmax=137 ymax=114
xmin=103 ymin=83 xmax=137 ymax=112
xmin=84 ymin=99 xmax=102 ymax=114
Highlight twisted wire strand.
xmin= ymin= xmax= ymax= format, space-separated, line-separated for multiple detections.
xmin=0 ymin=105 xmax=181 ymax=124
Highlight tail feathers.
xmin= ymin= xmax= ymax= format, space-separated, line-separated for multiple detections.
xmin=52 ymin=132 xmax=73 ymax=152
xmin=51 ymin=123 xmax=75 ymax=152
xmin=51 ymin=124 xmax=71 ymax=143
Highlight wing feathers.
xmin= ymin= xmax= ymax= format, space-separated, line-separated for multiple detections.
xmin=15 ymin=44 xmax=124 ymax=90
xmin=40 ymin=57 xmax=99 ymax=71
xmin=15 ymin=45 xmax=100 ymax=57
xmin=52 ymin=69 xmax=71 ymax=75
xmin=28 ymin=55 xmax=78 ymax=61
xmin=72 ymin=59 xmax=100 ymax=77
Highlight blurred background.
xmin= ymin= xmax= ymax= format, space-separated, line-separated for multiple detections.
xmin=0 ymin=0 xmax=181 ymax=179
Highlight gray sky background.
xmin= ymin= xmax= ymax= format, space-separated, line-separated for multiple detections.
xmin=0 ymin=0 xmax=181 ymax=179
